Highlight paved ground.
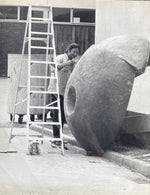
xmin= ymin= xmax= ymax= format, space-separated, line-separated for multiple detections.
xmin=1 ymin=78 xmax=150 ymax=194
xmin=113 ymin=145 xmax=150 ymax=163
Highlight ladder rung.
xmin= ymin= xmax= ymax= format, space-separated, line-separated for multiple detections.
xmin=31 ymin=31 xmax=53 ymax=35
xmin=11 ymin=134 xmax=42 ymax=137
xmin=30 ymin=91 xmax=58 ymax=94
xmin=29 ymin=121 xmax=61 ymax=125
xmin=30 ymin=60 xmax=55 ymax=64
xmin=31 ymin=17 xmax=52 ymax=21
xmin=30 ymin=75 xmax=57 ymax=79
xmin=19 ymin=85 xmax=27 ymax=88
xmin=31 ymin=21 xmax=51 ymax=24
xmin=29 ymin=106 xmax=59 ymax=109
xmin=31 ymin=6 xmax=50 ymax=11
xmin=27 ymin=37 xmax=53 ymax=42
xmin=30 ymin=37 xmax=47 ymax=41
xmin=47 ymin=100 xmax=58 ymax=107
xmin=19 ymin=85 xmax=45 ymax=88
xmin=31 ymin=46 xmax=54 ymax=50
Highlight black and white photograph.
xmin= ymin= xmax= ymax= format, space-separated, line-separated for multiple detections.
xmin=0 ymin=0 xmax=150 ymax=194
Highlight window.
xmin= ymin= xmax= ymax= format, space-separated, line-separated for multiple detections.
xmin=0 ymin=6 xmax=17 ymax=19
xmin=20 ymin=6 xmax=28 ymax=20
xmin=53 ymin=8 xmax=70 ymax=22
xmin=32 ymin=10 xmax=43 ymax=18
xmin=73 ymin=9 xmax=95 ymax=23
xmin=0 ymin=6 xmax=95 ymax=25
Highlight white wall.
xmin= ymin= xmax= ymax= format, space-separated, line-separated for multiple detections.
xmin=95 ymin=0 xmax=150 ymax=114
xmin=128 ymin=67 xmax=150 ymax=114
xmin=96 ymin=0 xmax=150 ymax=43
xmin=0 ymin=0 xmax=95 ymax=9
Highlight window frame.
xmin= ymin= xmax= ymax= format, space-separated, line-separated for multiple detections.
xmin=72 ymin=8 xmax=95 ymax=24
xmin=0 ymin=6 xmax=95 ymax=26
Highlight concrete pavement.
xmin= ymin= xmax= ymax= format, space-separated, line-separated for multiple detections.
xmin=1 ymin=127 xmax=150 ymax=195
xmin=32 ymin=123 xmax=150 ymax=179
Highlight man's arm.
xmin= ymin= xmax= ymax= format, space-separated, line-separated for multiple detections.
xmin=57 ymin=60 xmax=75 ymax=70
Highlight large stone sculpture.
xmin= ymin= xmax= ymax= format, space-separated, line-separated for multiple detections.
xmin=64 ymin=35 xmax=150 ymax=156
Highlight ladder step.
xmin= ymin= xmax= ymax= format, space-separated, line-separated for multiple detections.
xmin=31 ymin=6 xmax=50 ymax=11
xmin=30 ymin=37 xmax=47 ymax=41
xmin=11 ymin=134 xmax=42 ymax=137
xmin=31 ymin=46 xmax=54 ymax=50
xmin=29 ymin=121 xmax=61 ymax=125
xmin=30 ymin=20 xmax=51 ymax=24
xmin=30 ymin=75 xmax=57 ymax=79
xmin=31 ymin=31 xmax=52 ymax=35
xmin=47 ymin=100 xmax=58 ymax=107
xmin=31 ymin=17 xmax=52 ymax=21
xmin=30 ymin=90 xmax=57 ymax=94
xmin=26 ymin=37 xmax=52 ymax=42
xmin=19 ymin=85 xmax=45 ymax=88
xmin=19 ymin=85 xmax=27 ymax=88
xmin=30 ymin=60 xmax=55 ymax=64
xmin=29 ymin=106 xmax=58 ymax=109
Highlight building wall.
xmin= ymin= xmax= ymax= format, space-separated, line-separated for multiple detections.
xmin=95 ymin=0 xmax=150 ymax=43
xmin=95 ymin=0 xmax=150 ymax=114
xmin=0 ymin=0 xmax=95 ymax=9
xmin=0 ymin=22 xmax=95 ymax=77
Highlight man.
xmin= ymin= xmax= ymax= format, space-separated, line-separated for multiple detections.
xmin=50 ymin=43 xmax=80 ymax=147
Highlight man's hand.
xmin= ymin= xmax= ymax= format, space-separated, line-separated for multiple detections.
xmin=69 ymin=60 xmax=76 ymax=66
xmin=57 ymin=60 xmax=75 ymax=70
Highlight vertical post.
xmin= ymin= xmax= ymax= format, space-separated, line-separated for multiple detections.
xmin=51 ymin=7 xmax=64 ymax=155
xmin=17 ymin=6 xmax=20 ymax=21
xmin=70 ymin=8 xmax=73 ymax=23
xmin=27 ymin=4 xmax=32 ymax=148
xmin=42 ymin=7 xmax=50 ymax=136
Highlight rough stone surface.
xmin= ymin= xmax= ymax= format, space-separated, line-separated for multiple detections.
xmin=64 ymin=36 xmax=150 ymax=156
xmin=97 ymin=35 xmax=150 ymax=76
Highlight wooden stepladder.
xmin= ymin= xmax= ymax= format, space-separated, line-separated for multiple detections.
xmin=9 ymin=5 xmax=64 ymax=155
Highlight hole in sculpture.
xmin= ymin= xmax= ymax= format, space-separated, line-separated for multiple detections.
xmin=67 ymin=86 xmax=76 ymax=114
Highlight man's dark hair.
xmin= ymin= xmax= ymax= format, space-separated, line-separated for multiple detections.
xmin=66 ymin=43 xmax=80 ymax=53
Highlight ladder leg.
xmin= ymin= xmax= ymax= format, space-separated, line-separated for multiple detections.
xmin=9 ymin=9 xmax=29 ymax=143
xmin=26 ymin=5 xmax=32 ymax=152
xmin=9 ymin=108 xmax=16 ymax=143
xmin=50 ymin=7 xmax=64 ymax=155
xmin=41 ymin=9 xmax=51 ymax=137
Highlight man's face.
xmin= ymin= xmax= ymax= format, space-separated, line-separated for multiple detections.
xmin=68 ymin=48 xmax=79 ymax=59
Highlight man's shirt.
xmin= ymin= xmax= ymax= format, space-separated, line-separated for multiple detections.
xmin=56 ymin=53 xmax=73 ymax=96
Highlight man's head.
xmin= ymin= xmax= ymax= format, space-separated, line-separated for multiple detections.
xmin=66 ymin=43 xmax=80 ymax=59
